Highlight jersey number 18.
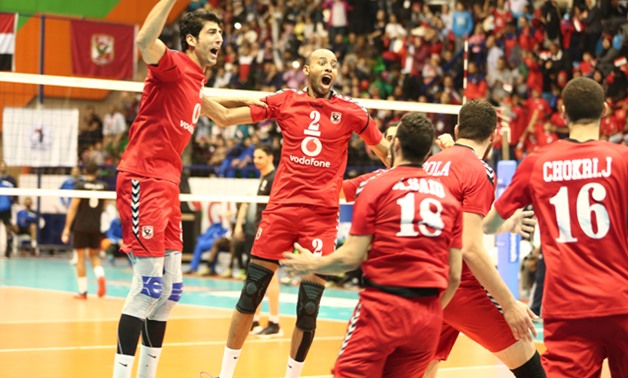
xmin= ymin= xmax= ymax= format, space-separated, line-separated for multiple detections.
xmin=396 ymin=193 xmax=445 ymax=237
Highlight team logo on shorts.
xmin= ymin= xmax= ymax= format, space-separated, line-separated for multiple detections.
xmin=255 ymin=227 xmax=263 ymax=240
xmin=330 ymin=112 xmax=342 ymax=124
xmin=142 ymin=225 xmax=154 ymax=240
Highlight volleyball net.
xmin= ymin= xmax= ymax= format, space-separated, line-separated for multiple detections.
xmin=0 ymin=71 xmax=463 ymax=206
xmin=0 ymin=72 xmax=514 ymax=281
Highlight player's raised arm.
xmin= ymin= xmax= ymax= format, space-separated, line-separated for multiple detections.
xmin=369 ymin=138 xmax=391 ymax=167
xmin=136 ymin=0 xmax=177 ymax=65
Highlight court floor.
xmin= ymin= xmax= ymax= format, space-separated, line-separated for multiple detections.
xmin=0 ymin=256 xmax=610 ymax=378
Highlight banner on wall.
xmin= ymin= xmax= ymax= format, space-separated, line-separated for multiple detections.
xmin=0 ymin=13 xmax=17 ymax=71
xmin=70 ymin=20 xmax=136 ymax=80
xmin=2 ymin=107 xmax=79 ymax=167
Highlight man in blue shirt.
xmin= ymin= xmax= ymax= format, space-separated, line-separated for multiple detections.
xmin=59 ymin=166 xmax=82 ymax=209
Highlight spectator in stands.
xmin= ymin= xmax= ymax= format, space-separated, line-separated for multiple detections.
xmin=452 ymin=1 xmax=474 ymax=52
xmin=102 ymin=104 xmax=128 ymax=159
xmin=581 ymin=0 xmax=603 ymax=56
xmin=323 ymin=0 xmax=351 ymax=43
xmin=0 ymin=161 xmax=17 ymax=258
xmin=488 ymin=57 xmax=517 ymax=102
xmin=492 ymin=0 xmax=513 ymax=37
xmin=465 ymin=61 xmax=488 ymax=100
xmin=78 ymin=105 xmax=103 ymax=156
xmin=486 ymin=35 xmax=504 ymax=74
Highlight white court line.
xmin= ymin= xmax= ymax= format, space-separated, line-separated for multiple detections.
xmin=298 ymin=365 xmax=507 ymax=377
xmin=0 ymin=314 xmax=232 ymax=325
xmin=0 ymin=336 xmax=343 ymax=353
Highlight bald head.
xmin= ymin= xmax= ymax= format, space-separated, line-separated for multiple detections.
xmin=305 ymin=49 xmax=337 ymax=66
xmin=303 ymin=48 xmax=339 ymax=98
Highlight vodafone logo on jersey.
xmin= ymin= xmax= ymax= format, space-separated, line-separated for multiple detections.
xmin=291 ymin=110 xmax=332 ymax=168
xmin=178 ymin=81 xmax=204 ymax=135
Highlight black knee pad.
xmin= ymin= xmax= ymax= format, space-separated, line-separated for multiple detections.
xmin=235 ymin=263 xmax=275 ymax=314
xmin=296 ymin=281 xmax=325 ymax=332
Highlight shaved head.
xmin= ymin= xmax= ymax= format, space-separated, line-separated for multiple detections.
xmin=305 ymin=49 xmax=337 ymax=66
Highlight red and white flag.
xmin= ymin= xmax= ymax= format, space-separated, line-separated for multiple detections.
xmin=0 ymin=13 xmax=17 ymax=72
xmin=70 ymin=20 xmax=136 ymax=80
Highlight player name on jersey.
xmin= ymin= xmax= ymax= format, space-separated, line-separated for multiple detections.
xmin=422 ymin=161 xmax=451 ymax=177
xmin=543 ymin=157 xmax=613 ymax=182
xmin=392 ymin=177 xmax=446 ymax=198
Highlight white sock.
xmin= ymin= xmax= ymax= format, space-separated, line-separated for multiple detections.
xmin=285 ymin=357 xmax=304 ymax=378
xmin=219 ymin=346 xmax=241 ymax=378
xmin=268 ymin=315 xmax=279 ymax=324
xmin=77 ymin=276 xmax=87 ymax=294
xmin=113 ymin=353 xmax=135 ymax=378
xmin=93 ymin=265 xmax=105 ymax=277
xmin=137 ymin=345 xmax=162 ymax=378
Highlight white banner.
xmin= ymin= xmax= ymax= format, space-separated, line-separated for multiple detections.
xmin=2 ymin=107 xmax=79 ymax=167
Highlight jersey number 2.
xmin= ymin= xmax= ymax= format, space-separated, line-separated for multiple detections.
xmin=396 ymin=193 xmax=444 ymax=237
xmin=548 ymin=183 xmax=610 ymax=243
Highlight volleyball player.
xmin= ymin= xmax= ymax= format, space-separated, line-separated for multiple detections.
xmin=423 ymin=100 xmax=545 ymax=378
xmin=112 ymin=2 xmax=261 ymax=377
xmin=282 ymin=112 xmax=463 ymax=377
xmin=61 ymin=162 xmax=107 ymax=299
xmin=484 ymin=77 xmax=628 ymax=377
xmin=203 ymin=48 xmax=389 ymax=378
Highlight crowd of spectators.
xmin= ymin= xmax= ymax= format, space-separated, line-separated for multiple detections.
xmin=79 ymin=0 xmax=628 ymax=178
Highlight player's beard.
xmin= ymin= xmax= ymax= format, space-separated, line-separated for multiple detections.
xmin=389 ymin=141 xmax=397 ymax=166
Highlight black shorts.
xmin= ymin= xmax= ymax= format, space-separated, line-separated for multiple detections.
xmin=0 ymin=210 xmax=11 ymax=226
xmin=72 ymin=231 xmax=102 ymax=249
xmin=18 ymin=226 xmax=31 ymax=235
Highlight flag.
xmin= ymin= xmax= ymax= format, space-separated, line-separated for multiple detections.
xmin=2 ymin=107 xmax=79 ymax=167
xmin=0 ymin=13 xmax=17 ymax=72
xmin=70 ymin=20 xmax=136 ymax=80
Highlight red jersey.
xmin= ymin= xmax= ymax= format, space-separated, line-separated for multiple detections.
xmin=250 ymin=89 xmax=383 ymax=209
xmin=350 ymin=166 xmax=463 ymax=290
xmin=424 ymin=145 xmax=496 ymax=285
xmin=342 ymin=169 xmax=385 ymax=203
xmin=509 ymin=104 xmax=527 ymax=146
xmin=494 ymin=140 xmax=628 ymax=320
xmin=600 ymin=115 xmax=623 ymax=142
xmin=118 ymin=50 xmax=206 ymax=184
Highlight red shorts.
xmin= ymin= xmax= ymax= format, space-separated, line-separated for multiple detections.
xmin=116 ymin=171 xmax=182 ymax=257
xmin=542 ymin=314 xmax=628 ymax=378
xmin=250 ymin=205 xmax=338 ymax=261
xmin=433 ymin=282 xmax=517 ymax=360
xmin=333 ymin=288 xmax=442 ymax=377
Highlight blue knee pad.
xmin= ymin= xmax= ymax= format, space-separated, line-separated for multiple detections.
xmin=168 ymin=282 xmax=183 ymax=302
xmin=141 ymin=276 xmax=163 ymax=298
